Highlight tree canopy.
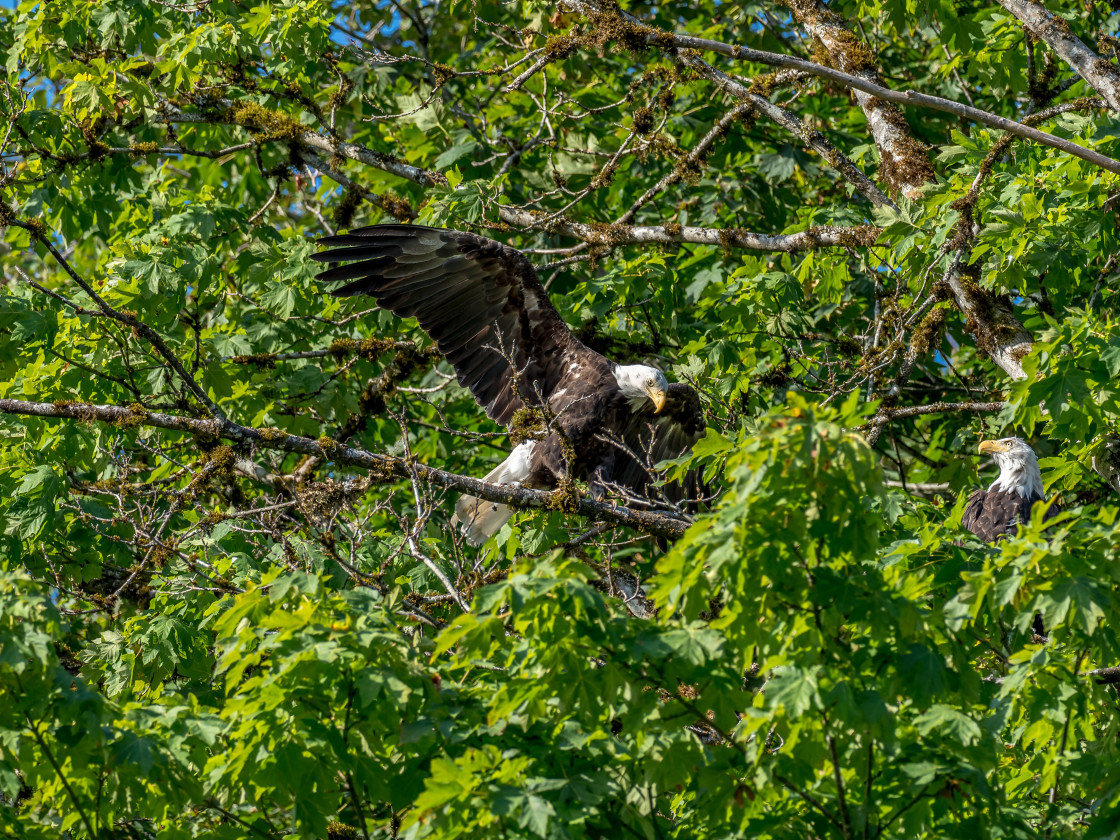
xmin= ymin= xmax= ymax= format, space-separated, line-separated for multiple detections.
xmin=2 ymin=0 xmax=1120 ymax=837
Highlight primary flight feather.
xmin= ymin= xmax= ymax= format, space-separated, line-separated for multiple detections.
xmin=312 ymin=224 xmax=705 ymax=545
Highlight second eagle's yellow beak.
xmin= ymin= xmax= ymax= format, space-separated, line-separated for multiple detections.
xmin=649 ymin=388 xmax=667 ymax=415
xmin=978 ymin=439 xmax=1010 ymax=455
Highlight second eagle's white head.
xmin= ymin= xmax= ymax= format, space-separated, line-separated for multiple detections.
xmin=978 ymin=437 xmax=1044 ymax=499
xmin=614 ymin=364 xmax=669 ymax=414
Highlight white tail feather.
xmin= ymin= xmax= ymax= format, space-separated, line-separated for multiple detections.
xmin=453 ymin=442 xmax=536 ymax=547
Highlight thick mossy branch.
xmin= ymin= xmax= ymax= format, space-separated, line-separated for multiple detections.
xmin=997 ymin=0 xmax=1120 ymax=112
xmin=780 ymin=0 xmax=934 ymax=196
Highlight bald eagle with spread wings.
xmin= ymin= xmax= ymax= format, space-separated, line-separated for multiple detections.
xmin=312 ymin=225 xmax=706 ymax=546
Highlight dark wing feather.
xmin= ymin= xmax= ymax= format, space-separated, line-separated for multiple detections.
xmin=312 ymin=225 xmax=582 ymax=426
xmin=961 ymin=489 xmax=989 ymax=539
xmin=612 ymin=383 xmax=707 ymax=500
xmin=962 ymin=488 xmax=1056 ymax=542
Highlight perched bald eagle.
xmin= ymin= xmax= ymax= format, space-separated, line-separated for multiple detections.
xmin=962 ymin=437 xmax=1058 ymax=541
xmin=963 ymin=437 xmax=1058 ymax=637
xmin=312 ymin=224 xmax=705 ymax=545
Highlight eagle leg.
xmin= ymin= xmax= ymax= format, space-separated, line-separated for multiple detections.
xmin=588 ymin=459 xmax=616 ymax=502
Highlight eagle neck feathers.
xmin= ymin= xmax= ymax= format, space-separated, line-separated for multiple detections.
xmin=989 ymin=454 xmax=1044 ymax=499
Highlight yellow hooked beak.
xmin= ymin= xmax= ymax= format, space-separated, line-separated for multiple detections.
xmin=649 ymin=388 xmax=667 ymax=415
xmin=978 ymin=439 xmax=1010 ymax=455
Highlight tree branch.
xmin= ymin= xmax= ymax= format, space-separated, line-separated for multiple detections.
xmin=0 ymin=398 xmax=692 ymax=540
xmin=781 ymin=0 xmax=934 ymax=199
xmin=557 ymin=4 xmax=1120 ymax=176
xmin=497 ymin=207 xmax=880 ymax=252
xmin=668 ymin=32 xmax=1120 ymax=174
xmin=9 ymin=219 xmax=229 ymax=422
xmin=996 ymin=0 xmax=1120 ymax=112
xmin=552 ymin=0 xmax=898 ymax=208
xmin=675 ymin=52 xmax=897 ymax=209
xmin=158 ymin=100 xmax=448 ymax=188
xmin=858 ymin=400 xmax=1005 ymax=432
xmin=942 ymin=249 xmax=1033 ymax=380
xmin=1089 ymin=665 xmax=1120 ymax=685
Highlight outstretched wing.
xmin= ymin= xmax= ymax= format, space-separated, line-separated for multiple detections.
xmin=312 ymin=225 xmax=582 ymax=426
xmin=612 ymin=383 xmax=707 ymax=501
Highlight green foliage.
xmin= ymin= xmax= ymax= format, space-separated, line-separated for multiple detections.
xmin=2 ymin=0 xmax=1120 ymax=837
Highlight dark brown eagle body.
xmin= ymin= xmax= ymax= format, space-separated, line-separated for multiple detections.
xmin=312 ymin=224 xmax=705 ymax=544
xmin=961 ymin=487 xmax=1056 ymax=542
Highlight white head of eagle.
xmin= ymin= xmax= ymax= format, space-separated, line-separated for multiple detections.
xmin=979 ymin=437 xmax=1044 ymax=499
xmin=613 ymin=364 xmax=669 ymax=414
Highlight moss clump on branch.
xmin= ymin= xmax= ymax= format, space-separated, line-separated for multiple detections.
xmin=204 ymin=445 xmax=237 ymax=480
xmin=328 ymin=337 xmax=402 ymax=361
xmin=717 ymin=228 xmax=743 ymax=254
xmin=300 ymin=478 xmax=358 ymax=518
xmin=379 ymin=193 xmax=415 ymax=222
xmin=544 ymin=34 xmax=580 ymax=59
xmin=590 ymin=160 xmax=620 ymax=189
xmin=545 ymin=478 xmax=582 ymax=514
xmin=510 ymin=407 xmax=546 ymax=445
xmin=748 ymin=73 xmax=779 ymax=98
xmin=910 ymin=306 xmax=948 ymax=357
xmin=809 ymin=35 xmax=834 ymax=69
xmin=833 ymin=224 xmax=883 ymax=248
xmin=1098 ymin=32 xmax=1120 ymax=60
xmin=952 ymin=264 xmax=1028 ymax=359
xmin=332 ymin=185 xmax=363 ymax=229
xmin=432 ymin=63 xmax=455 ymax=85
xmin=631 ymin=107 xmax=654 ymax=135
xmin=582 ymin=221 xmax=635 ymax=247
xmin=826 ymin=28 xmax=879 ymax=74
xmin=115 ymin=403 xmax=149 ymax=429
xmin=149 ymin=542 xmax=177 ymax=569
xmin=873 ymin=103 xmax=935 ymax=192
xmin=326 ymin=75 xmax=355 ymax=109
xmin=80 ymin=118 xmax=110 ymax=161
xmin=24 ymin=217 xmax=50 ymax=239
xmin=200 ymin=511 xmax=230 ymax=529
xmin=538 ymin=2 xmax=675 ymax=66
xmin=781 ymin=0 xmax=877 ymax=72
xmin=316 ymin=436 xmax=341 ymax=457
xmin=834 ymin=335 xmax=862 ymax=358
xmin=758 ymin=365 xmax=791 ymax=388
xmin=225 ymin=101 xmax=307 ymax=142
xmin=229 ymin=353 xmax=277 ymax=369
xmin=1094 ymin=57 xmax=1119 ymax=81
